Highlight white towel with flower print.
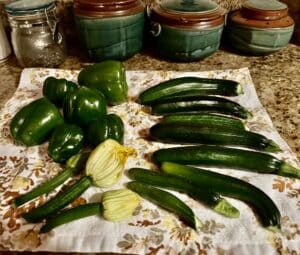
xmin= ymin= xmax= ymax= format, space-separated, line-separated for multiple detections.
xmin=0 ymin=68 xmax=299 ymax=254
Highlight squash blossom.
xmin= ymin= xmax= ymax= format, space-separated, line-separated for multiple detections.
xmin=102 ymin=189 xmax=141 ymax=222
xmin=85 ymin=139 xmax=136 ymax=187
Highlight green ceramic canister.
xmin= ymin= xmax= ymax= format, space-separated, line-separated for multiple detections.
xmin=227 ymin=0 xmax=294 ymax=55
xmin=73 ymin=0 xmax=145 ymax=61
xmin=149 ymin=0 xmax=225 ymax=61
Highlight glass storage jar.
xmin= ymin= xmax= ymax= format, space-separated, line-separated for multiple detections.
xmin=73 ymin=0 xmax=145 ymax=61
xmin=149 ymin=0 xmax=225 ymax=61
xmin=5 ymin=0 xmax=67 ymax=67
xmin=227 ymin=0 xmax=294 ymax=55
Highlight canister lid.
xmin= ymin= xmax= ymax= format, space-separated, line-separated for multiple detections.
xmin=5 ymin=0 xmax=55 ymax=15
xmin=241 ymin=0 xmax=289 ymax=21
xmin=73 ymin=0 xmax=144 ymax=18
xmin=151 ymin=0 xmax=224 ymax=29
xmin=230 ymin=0 xmax=294 ymax=28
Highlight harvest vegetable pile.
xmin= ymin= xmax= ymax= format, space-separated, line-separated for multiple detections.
xmin=10 ymin=61 xmax=300 ymax=235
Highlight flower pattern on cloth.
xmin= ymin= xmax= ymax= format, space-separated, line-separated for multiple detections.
xmin=0 ymin=68 xmax=299 ymax=254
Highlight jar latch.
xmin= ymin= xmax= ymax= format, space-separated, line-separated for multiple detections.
xmin=44 ymin=8 xmax=62 ymax=44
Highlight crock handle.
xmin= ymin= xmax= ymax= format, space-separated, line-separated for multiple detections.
xmin=146 ymin=4 xmax=153 ymax=18
xmin=150 ymin=22 xmax=161 ymax=37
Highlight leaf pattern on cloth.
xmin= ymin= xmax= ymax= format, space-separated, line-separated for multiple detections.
xmin=0 ymin=68 xmax=299 ymax=254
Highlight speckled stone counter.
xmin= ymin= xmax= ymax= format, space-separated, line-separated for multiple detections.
xmin=0 ymin=43 xmax=299 ymax=160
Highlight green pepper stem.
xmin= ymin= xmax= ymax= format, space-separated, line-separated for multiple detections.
xmin=40 ymin=203 xmax=102 ymax=233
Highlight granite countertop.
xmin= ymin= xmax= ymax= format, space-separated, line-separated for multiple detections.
xmin=0 ymin=43 xmax=299 ymax=160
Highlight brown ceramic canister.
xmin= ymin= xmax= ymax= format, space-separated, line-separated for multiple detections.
xmin=149 ymin=0 xmax=225 ymax=61
xmin=73 ymin=0 xmax=145 ymax=61
xmin=227 ymin=0 xmax=295 ymax=55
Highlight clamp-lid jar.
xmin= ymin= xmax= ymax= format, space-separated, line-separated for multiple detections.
xmin=73 ymin=0 xmax=145 ymax=61
xmin=227 ymin=0 xmax=294 ymax=55
xmin=149 ymin=0 xmax=225 ymax=61
xmin=5 ymin=0 xmax=67 ymax=67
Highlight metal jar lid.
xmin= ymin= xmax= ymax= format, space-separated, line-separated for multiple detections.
xmin=5 ymin=0 xmax=55 ymax=16
xmin=230 ymin=0 xmax=294 ymax=28
xmin=73 ymin=0 xmax=145 ymax=18
xmin=150 ymin=0 xmax=225 ymax=29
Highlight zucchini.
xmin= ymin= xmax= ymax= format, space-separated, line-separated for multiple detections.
xmin=150 ymin=96 xmax=252 ymax=119
xmin=14 ymin=152 xmax=89 ymax=207
xmin=128 ymin=168 xmax=239 ymax=218
xmin=152 ymin=145 xmax=300 ymax=179
xmin=162 ymin=113 xmax=246 ymax=131
xmin=127 ymin=181 xmax=202 ymax=230
xmin=150 ymin=123 xmax=280 ymax=152
xmin=161 ymin=162 xmax=281 ymax=229
xmin=139 ymin=77 xmax=243 ymax=105
xmin=40 ymin=203 xmax=102 ymax=233
xmin=22 ymin=176 xmax=92 ymax=223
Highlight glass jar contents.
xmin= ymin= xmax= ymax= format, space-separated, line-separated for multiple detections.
xmin=5 ymin=0 xmax=67 ymax=67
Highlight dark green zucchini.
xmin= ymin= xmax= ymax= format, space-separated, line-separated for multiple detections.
xmin=13 ymin=152 xmax=89 ymax=207
xmin=152 ymin=145 xmax=300 ymax=179
xmin=127 ymin=181 xmax=202 ymax=230
xmin=139 ymin=77 xmax=243 ymax=105
xmin=150 ymin=123 xmax=280 ymax=152
xmin=162 ymin=113 xmax=246 ymax=131
xmin=22 ymin=176 xmax=92 ymax=223
xmin=150 ymin=96 xmax=252 ymax=119
xmin=128 ymin=168 xmax=239 ymax=218
xmin=40 ymin=203 xmax=102 ymax=233
xmin=161 ymin=162 xmax=281 ymax=229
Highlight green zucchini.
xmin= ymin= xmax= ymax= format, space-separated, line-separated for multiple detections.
xmin=128 ymin=168 xmax=239 ymax=218
xmin=22 ymin=176 xmax=92 ymax=223
xmin=162 ymin=113 xmax=246 ymax=131
xmin=161 ymin=162 xmax=281 ymax=229
xmin=139 ymin=77 xmax=243 ymax=105
xmin=150 ymin=123 xmax=280 ymax=152
xmin=40 ymin=203 xmax=102 ymax=233
xmin=127 ymin=181 xmax=202 ymax=230
xmin=150 ymin=96 xmax=252 ymax=119
xmin=14 ymin=152 xmax=89 ymax=207
xmin=152 ymin=145 xmax=300 ymax=179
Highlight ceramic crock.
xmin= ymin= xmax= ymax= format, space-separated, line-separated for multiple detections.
xmin=73 ymin=0 xmax=145 ymax=61
xmin=227 ymin=0 xmax=294 ymax=55
xmin=148 ymin=0 xmax=225 ymax=62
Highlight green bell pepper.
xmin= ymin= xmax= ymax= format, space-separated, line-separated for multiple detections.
xmin=48 ymin=123 xmax=84 ymax=163
xmin=10 ymin=98 xmax=64 ymax=146
xmin=43 ymin=77 xmax=78 ymax=107
xmin=63 ymin=86 xmax=107 ymax=127
xmin=86 ymin=114 xmax=124 ymax=147
xmin=77 ymin=60 xmax=128 ymax=105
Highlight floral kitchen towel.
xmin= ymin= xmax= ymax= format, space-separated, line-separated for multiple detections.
xmin=0 ymin=68 xmax=299 ymax=254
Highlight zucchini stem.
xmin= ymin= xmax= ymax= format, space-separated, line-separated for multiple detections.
xmin=40 ymin=203 xmax=102 ymax=233
xmin=265 ymin=140 xmax=281 ymax=152
xmin=277 ymin=162 xmax=300 ymax=179
xmin=212 ymin=198 xmax=240 ymax=218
